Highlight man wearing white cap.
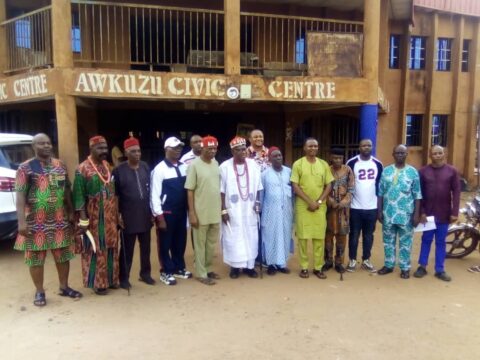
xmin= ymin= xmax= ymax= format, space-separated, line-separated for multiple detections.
xmin=150 ymin=136 xmax=192 ymax=285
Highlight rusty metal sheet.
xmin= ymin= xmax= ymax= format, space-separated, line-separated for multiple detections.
xmin=306 ymin=32 xmax=363 ymax=78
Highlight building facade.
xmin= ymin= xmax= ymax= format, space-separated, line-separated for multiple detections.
xmin=0 ymin=0 xmax=478 ymax=183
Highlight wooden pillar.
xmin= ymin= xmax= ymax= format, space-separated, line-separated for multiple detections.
xmin=52 ymin=0 xmax=78 ymax=178
xmin=224 ymin=0 xmax=241 ymax=75
xmin=465 ymin=21 xmax=480 ymax=184
xmin=398 ymin=24 xmax=411 ymax=144
xmin=55 ymin=95 xmax=79 ymax=180
xmin=51 ymin=0 xmax=73 ymax=68
xmin=363 ymin=0 xmax=381 ymax=103
xmin=422 ymin=13 xmax=438 ymax=164
xmin=378 ymin=0 xmax=390 ymax=89
xmin=0 ymin=0 xmax=7 ymax=75
xmin=448 ymin=16 xmax=464 ymax=164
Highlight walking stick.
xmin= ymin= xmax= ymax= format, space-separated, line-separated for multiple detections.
xmin=257 ymin=212 xmax=263 ymax=279
xmin=119 ymin=229 xmax=130 ymax=296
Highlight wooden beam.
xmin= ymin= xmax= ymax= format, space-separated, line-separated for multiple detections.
xmin=398 ymin=23 xmax=411 ymax=144
xmin=423 ymin=12 xmax=438 ymax=164
xmin=363 ymin=0 xmax=381 ymax=103
xmin=51 ymin=0 xmax=73 ymax=68
xmin=55 ymin=94 xmax=79 ymax=181
xmin=224 ymin=0 xmax=240 ymax=75
xmin=0 ymin=0 xmax=6 ymax=76
xmin=465 ymin=21 xmax=480 ymax=184
xmin=448 ymin=16 xmax=464 ymax=164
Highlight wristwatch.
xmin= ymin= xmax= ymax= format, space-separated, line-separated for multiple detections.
xmin=317 ymin=199 xmax=323 ymax=204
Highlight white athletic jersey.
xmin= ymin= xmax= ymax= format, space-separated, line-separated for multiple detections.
xmin=346 ymin=155 xmax=383 ymax=210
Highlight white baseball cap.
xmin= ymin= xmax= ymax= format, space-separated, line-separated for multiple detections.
xmin=164 ymin=136 xmax=185 ymax=149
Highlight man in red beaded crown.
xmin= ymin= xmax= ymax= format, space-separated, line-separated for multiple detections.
xmin=220 ymin=136 xmax=263 ymax=279
xmin=73 ymin=135 xmax=120 ymax=295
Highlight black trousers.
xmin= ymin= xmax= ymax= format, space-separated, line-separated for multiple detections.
xmin=119 ymin=230 xmax=152 ymax=282
xmin=156 ymin=212 xmax=187 ymax=274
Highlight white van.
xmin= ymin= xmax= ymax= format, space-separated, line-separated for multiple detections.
xmin=0 ymin=133 xmax=34 ymax=240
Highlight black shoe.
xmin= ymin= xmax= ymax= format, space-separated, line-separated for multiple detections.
xmin=267 ymin=265 xmax=277 ymax=276
xmin=377 ymin=266 xmax=394 ymax=275
xmin=413 ymin=266 xmax=427 ymax=278
xmin=321 ymin=262 xmax=333 ymax=272
xmin=434 ymin=271 xmax=452 ymax=282
xmin=120 ymin=280 xmax=131 ymax=290
xmin=94 ymin=288 xmax=108 ymax=295
xmin=229 ymin=267 xmax=240 ymax=279
xmin=243 ymin=268 xmax=258 ymax=278
xmin=277 ymin=267 xmax=291 ymax=274
xmin=335 ymin=264 xmax=346 ymax=273
xmin=139 ymin=276 xmax=156 ymax=285
xmin=400 ymin=270 xmax=410 ymax=279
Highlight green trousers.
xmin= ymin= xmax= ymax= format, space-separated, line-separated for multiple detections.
xmin=298 ymin=238 xmax=325 ymax=271
xmin=193 ymin=223 xmax=220 ymax=278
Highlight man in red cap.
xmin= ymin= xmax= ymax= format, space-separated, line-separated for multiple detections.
xmin=220 ymin=136 xmax=263 ymax=279
xmin=185 ymin=135 xmax=222 ymax=285
xmin=112 ymin=137 xmax=155 ymax=289
xmin=73 ymin=135 xmax=120 ymax=295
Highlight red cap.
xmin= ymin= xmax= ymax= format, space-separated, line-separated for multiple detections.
xmin=229 ymin=136 xmax=246 ymax=149
xmin=201 ymin=135 xmax=218 ymax=148
xmin=124 ymin=137 xmax=140 ymax=150
xmin=89 ymin=135 xmax=107 ymax=147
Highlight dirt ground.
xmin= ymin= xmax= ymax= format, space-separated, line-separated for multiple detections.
xmin=1 ymin=214 xmax=480 ymax=359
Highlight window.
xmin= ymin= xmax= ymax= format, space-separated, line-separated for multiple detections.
xmin=389 ymin=34 xmax=401 ymax=69
xmin=436 ymin=38 xmax=452 ymax=71
xmin=71 ymin=12 xmax=81 ymax=53
xmin=409 ymin=36 xmax=426 ymax=70
xmin=295 ymin=37 xmax=305 ymax=64
xmin=406 ymin=114 xmax=423 ymax=146
xmin=431 ymin=115 xmax=448 ymax=146
xmin=15 ymin=19 xmax=31 ymax=49
xmin=462 ymin=39 xmax=470 ymax=72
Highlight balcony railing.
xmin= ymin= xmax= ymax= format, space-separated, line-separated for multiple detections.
xmin=71 ymin=1 xmax=224 ymax=71
xmin=240 ymin=12 xmax=363 ymax=75
xmin=1 ymin=6 xmax=52 ymax=74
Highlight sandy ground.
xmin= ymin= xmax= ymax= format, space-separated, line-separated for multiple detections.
xmin=1 ymin=212 xmax=480 ymax=359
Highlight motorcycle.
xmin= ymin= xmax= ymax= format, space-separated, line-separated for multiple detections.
xmin=446 ymin=194 xmax=480 ymax=258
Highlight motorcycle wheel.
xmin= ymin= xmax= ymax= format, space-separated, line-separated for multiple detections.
xmin=445 ymin=228 xmax=479 ymax=259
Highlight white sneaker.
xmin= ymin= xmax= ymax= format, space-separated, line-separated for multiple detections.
xmin=173 ymin=269 xmax=193 ymax=279
xmin=160 ymin=272 xmax=177 ymax=285
xmin=346 ymin=259 xmax=357 ymax=272
xmin=361 ymin=259 xmax=377 ymax=273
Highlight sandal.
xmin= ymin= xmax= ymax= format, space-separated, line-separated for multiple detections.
xmin=207 ymin=272 xmax=220 ymax=280
xmin=196 ymin=277 xmax=216 ymax=286
xmin=467 ymin=265 xmax=480 ymax=273
xmin=59 ymin=287 xmax=83 ymax=299
xmin=94 ymin=288 xmax=108 ymax=295
xmin=33 ymin=292 xmax=46 ymax=307
xmin=313 ymin=270 xmax=327 ymax=279
xmin=299 ymin=269 xmax=309 ymax=278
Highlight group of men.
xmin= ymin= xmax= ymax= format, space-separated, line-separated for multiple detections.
xmin=14 ymin=130 xmax=461 ymax=307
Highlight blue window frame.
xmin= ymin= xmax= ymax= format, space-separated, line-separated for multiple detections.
xmin=389 ymin=34 xmax=401 ymax=69
xmin=71 ymin=12 xmax=81 ymax=53
xmin=15 ymin=19 xmax=31 ymax=49
xmin=431 ymin=115 xmax=448 ymax=146
xmin=295 ymin=37 xmax=305 ymax=64
xmin=436 ymin=38 xmax=452 ymax=71
xmin=409 ymin=36 xmax=426 ymax=70
xmin=406 ymin=114 xmax=423 ymax=146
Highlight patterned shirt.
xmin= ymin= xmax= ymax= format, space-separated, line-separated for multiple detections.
xmin=378 ymin=164 xmax=422 ymax=226
xmin=14 ymin=158 xmax=73 ymax=251
xmin=247 ymin=145 xmax=270 ymax=172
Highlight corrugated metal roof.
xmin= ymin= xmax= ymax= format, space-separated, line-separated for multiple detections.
xmin=414 ymin=0 xmax=480 ymax=17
